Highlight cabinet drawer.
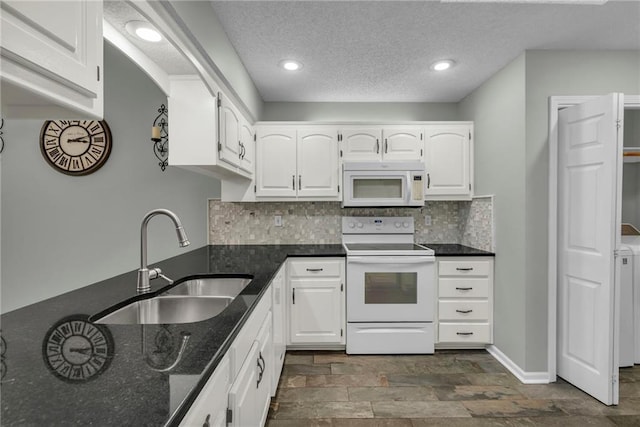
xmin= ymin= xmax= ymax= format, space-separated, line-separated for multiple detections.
xmin=439 ymin=278 xmax=489 ymax=298
xmin=439 ymin=260 xmax=491 ymax=277
xmin=439 ymin=323 xmax=491 ymax=343
xmin=288 ymin=259 xmax=343 ymax=277
xmin=438 ymin=301 xmax=489 ymax=321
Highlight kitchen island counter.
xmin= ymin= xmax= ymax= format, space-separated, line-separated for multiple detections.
xmin=0 ymin=244 xmax=345 ymax=426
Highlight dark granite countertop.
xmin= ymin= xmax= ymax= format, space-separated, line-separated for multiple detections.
xmin=422 ymin=243 xmax=495 ymax=257
xmin=0 ymin=244 xmax=345 ymax=427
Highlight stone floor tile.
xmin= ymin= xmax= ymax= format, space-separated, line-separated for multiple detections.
xmin=284 ymin=353 xmax=315 ymax=365
xmin=608 ymin=415 xmax=640 ymax=426
xmin=619 ymin=382 xmax=640 ymax=398
xmin=332 ymin=419 xmax=413 ymax=427
xmin=266 ymin=417 xmax=333 ymax=427
xmin=275 ymin=387 xmax=349 ymax=402
xmin=410 ymin=417 xmax=539 ymax=426
xmin=619 ymin=367 xmax=640 ymax=383
xmin=406 ymin=360 xmax=484 ymax=375
xmin=464 ymin=372 xmax=522 ymax=387
xmin=386 ymin=373 xmax=471 ymax=387
xmin=462 ymin=399 xmax=566 ymax=417
xmin=348 ymin=386 xmax=438 ymax=402
xmin=372 ymin=401 xmax=471 ymax=418
xmin=433 ymin=385 xmax=525 ymax=401
xmin=553 ymin=397 xmax=640 ymax=417
xmin=307 ymin=374 xmax=387 ymax=387
xmin=314 ymin=352 xmax=350 ymax=364
xmin=283 ymin=363 xmax=332 ymax=376
xmin=515 ymin=383 xmax=591 ymax=400
xmin=270 ymin=402 xmax=374 ymax=419
xmin=332 ymin=360 xmax=412 ymax=375
xmin=277 ymin=375 xmax=307 ymax=388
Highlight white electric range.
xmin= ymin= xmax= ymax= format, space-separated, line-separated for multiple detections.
xmin=342 ymin=216 xmax=436 ymax=354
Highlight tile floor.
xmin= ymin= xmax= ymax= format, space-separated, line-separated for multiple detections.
xmin=266 ymin=350 xmax=640 ymax=426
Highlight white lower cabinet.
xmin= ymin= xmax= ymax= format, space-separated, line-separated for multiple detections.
xmin=288 ymin=258 xmax=345 ymax=347
xmin=271 ymin=264 xmax=287 ymax=395
xmin=436 ymin=257 xmax=494 ymax=348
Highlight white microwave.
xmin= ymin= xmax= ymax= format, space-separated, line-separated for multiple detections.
xmin=342 ymin=162 xmax=425 ymax=207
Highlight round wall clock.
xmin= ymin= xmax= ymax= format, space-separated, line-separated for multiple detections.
xmin=40 ymin=120 xmax=112 ymax=175
xmin=42 ymin=314 xmax=114 ymax=383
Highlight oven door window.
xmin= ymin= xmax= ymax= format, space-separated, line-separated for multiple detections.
xmin=353 ymin=178 xmax=403 ymax=199
xmin=364 ymin=272 xmax=417 ymax=304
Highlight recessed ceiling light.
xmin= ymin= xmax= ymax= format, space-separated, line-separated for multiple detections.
xmin=430 ymin=60 xmax=455 ymax=71
xmin=125 ymin=21 xmax=162 ymax=43
xmin=279 ymin=60 xmax=303 ymax=71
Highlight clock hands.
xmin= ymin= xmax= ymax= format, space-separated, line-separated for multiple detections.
xmin=67 ymin=136 xmax=89 ymax=143
xmin=69 ymin=347 xmax=92 ymax=355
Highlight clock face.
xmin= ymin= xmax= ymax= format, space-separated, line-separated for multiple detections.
xmin=40 ymin=120 xmax=112 ymax=175
xmin=43 ymin=315 xmax=114 ymax=383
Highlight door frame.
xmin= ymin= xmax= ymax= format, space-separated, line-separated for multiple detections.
xmin=547 ymin=94 xmax=640 ymax=382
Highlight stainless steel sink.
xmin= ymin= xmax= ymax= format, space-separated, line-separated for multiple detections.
xmin=161 ymin=276 xmax=252 ymax=298
xmin=92 ymin=295 xmax=233 ymax=324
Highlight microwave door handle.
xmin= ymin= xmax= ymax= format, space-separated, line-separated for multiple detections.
xmin=347 ymin=256 xmax=435 ymax=265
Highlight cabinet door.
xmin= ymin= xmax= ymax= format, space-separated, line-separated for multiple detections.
xmin=1 ymin=0 xmax=101 ymax=96
xmin=424 ymin=125 xmax=472 ymax=199
xmin=290 ymin=277 xmax=344 ymax=344
xmin=239 ymin=118 xmax=255 ymax=175
xmin=255 ymin=312 xmax=273 ymax=427
xmin=179 ymin=355 xmax=230 ymax=427
xmin=256 ymin=128 xmax=297 ymax=197
xmin=218 ymin=93 xmax=241 ymax=168
xmin=271 ymin=265 xmax=286 ymax=395
xmin=340 ymin=128 xmax=382 ymax=161
xmin=228 ymin=341 xmax=261 ymax=427
xmin=382 ymin=127 xmax=423 ymax=161
xmin=297 ymin=127 xmax=339 ymax=198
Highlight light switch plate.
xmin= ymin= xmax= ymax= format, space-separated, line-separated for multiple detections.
xmin=274 ymin=215 xmax=283 ymax=227
xmin=424 ymin=215 xmax=432 ymax=226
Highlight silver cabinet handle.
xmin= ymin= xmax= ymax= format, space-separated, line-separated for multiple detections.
xmin=427 ymin=173 xmax=431 ymax=189
xmin=299 ymin=175 xmax=302 ymax=189
xmin=376 ymin=139 xmax=380 ymax=153
xmin=456 ymin=309 xmax=473 ymax=314
xmin=292 ymin=175 xmax=295 ymax=190
xmin=456 ymin=332 xmax=474 ymax=336
xmin=292 ymin=288 xmax=295 ymax=304
xmin=456 ymin=287 xmax=473 ymax=291
xmin=203 ymin=414 xmax=210 ymax=427
xmin=384 ymin=138 xmax=388 ymax=153
xmin=456 ymin=267 xmax=474 ymax=271
xmin=306 ymin=268 xmax=323 ymax=272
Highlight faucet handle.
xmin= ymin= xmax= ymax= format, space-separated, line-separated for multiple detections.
xmin=149 ymin=268 xmax=174 ymax=285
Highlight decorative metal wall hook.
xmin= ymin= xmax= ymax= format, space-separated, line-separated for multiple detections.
xmin=0 ymin=118 xmax=5 ymax=154
xmin=150 ymin=104 xmax=168 ymax=171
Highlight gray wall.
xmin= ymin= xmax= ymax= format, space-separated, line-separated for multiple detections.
xmin=261 ymin=102 xmax=458 ymax=121
xmin=168 ymin=1 xmax=264 ymax=121
xmin=623 ymin=109 xmax=640 ymax=229
xmin=524 ymin=50 xmax=640 ymax=371
xmin=458 ymin=54 xmax=528 ymax=369
xmin=0 ymin=43 xmax=221 ymax=313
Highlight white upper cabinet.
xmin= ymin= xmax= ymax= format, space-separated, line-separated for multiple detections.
xmin=340 ymin=126 xmax=423 ymax=162
xmin=256 ymin=126 xmax=340 ymax=200
xmin=168 ymin=77 xmax=253 ymax=180
xmin=297 ymin=128 xmax=340 ymax=198
xmin=255 ymin=128 xmax=298 ymax=197
xmin=424 ymin=124 xmax=473 ymax=200
xmin=0 ymin=0 xmax=103 ymax=118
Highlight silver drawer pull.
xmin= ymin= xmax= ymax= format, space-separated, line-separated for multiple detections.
xmin=456 ymin=267 xmax=474 ymax=271
xmin=456 ymin=309 xmax=473 ymax=314
xmin=306 ymin=268 xmax=323 ymax=272
xmin=455 ymin=287 xmax=473 ymax=291
xmin=456 ymin=332 xmax=474 ymax=336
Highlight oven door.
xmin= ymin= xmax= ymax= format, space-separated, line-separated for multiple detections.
xmin=346 ymin=255 xmax=435 ymax=322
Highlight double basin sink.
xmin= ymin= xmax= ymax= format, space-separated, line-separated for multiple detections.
xmin=90 ymin=275 xmax=253 ymax=325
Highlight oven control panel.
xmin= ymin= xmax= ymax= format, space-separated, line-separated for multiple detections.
xmin=342 ymin=216 xmax=415 ymax=234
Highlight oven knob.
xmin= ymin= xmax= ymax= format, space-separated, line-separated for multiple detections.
xmin=402 ymin=222 xmax=409 ymax=228
xmin=357 ymin=223 xmax=363 ymax=228
xmin=348 ymin=222 xmax=355 ymax=229
xmin=394 ymin=222 xmax=401 ymax=228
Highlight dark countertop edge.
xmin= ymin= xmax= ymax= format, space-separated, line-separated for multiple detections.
xmin=422 ymin=243 xmax=495 ymax=257
xmin=167 ymin=248 xmax=346 ymax=426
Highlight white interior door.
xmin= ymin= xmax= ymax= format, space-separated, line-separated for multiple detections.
xmin=557 ymin=93 xmax=623 ymax=405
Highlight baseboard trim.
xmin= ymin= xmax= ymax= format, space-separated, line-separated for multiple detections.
xmin=487 ymin=345 xmax=549 ymax=384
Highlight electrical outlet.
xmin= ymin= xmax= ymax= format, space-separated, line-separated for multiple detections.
xmin=424 ymin=215 xmax=432 ymax=226
xmin=274 ymin=215 xmax=283 ymax=227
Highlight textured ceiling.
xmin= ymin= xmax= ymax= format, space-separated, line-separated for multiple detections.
xmin=209 ymin=0 xmax=640 ymax=102
xmin=103 ymin=0 xmax=196 ymax=75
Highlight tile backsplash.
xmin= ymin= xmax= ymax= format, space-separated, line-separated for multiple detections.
xmin=208 ymin=197 xmax=493 ymax=251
